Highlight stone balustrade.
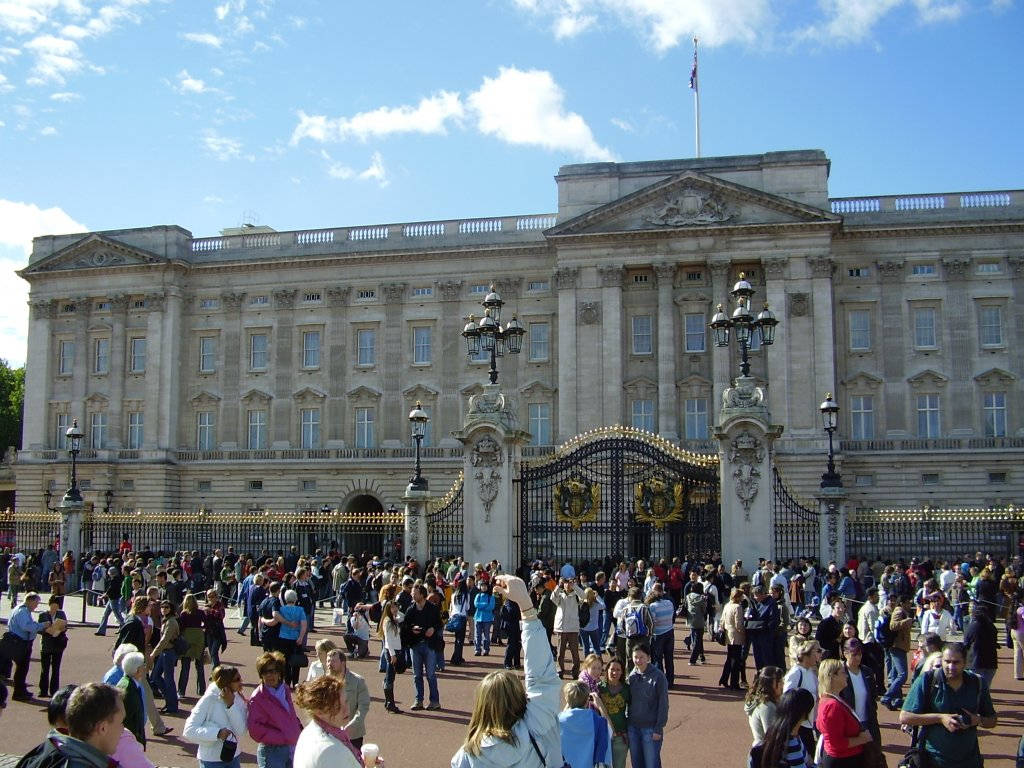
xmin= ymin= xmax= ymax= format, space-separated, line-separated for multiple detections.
xmin=830 ymin=190 xmax=1022 ymax=215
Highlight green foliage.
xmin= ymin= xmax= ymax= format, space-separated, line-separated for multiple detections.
xmin=0 ymin=360 xmax=25 ymax=453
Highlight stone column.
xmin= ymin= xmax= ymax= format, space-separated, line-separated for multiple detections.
xmin=71 ymin=299 xmax=90 ymax=435
xmin=326 ymin=286 xmax=350 ymax=447
xmin=107 ymin=295 xmax=129 ymax=449
xmin=403 ymin=489 xmax=430 ymax=566
xmin=220 ymin=292 xmax=246 ymax=448
xmin=715 ymin=378 xmax=784 ymax=570
xmin=24 ymin=300 xmax=55 ymax=449
xmin=598 ymin=266 xmax=624 ymax=427
xmin=272 ymin=289 xmax=297 ymax=447
xmin=453 ymin=385 xmax=529 ymax=571
xmin=143 ymin=293 xmax=165 ymax=450
xmin=381 ymin=283 xmax=406 ymax=446
xmin=876 ymin=261 xmax=907 ymax=434
xmin=59 ymin=496 xmax=84 ymax=589
xmin=762 ymin=257 xmax=789 ymax=430
xmin=436 ymin=280 xmax=464 ymax=446
xmin=555 ymin=268 xmax=579 ymax=441
xmin=158 ymin=290 xmax=183 ymax=450
xmin=709 ymin=260 xmax=732 ymax=415
xmin=808 ymin=256 xmax=838 ymax=426
xmin=655 ymin=263 xmax=678 ymax=439
xmin=817 ymin=487 xmax=847 ymax=567
xmin=942 ymin=256 xmax=973 ymax=432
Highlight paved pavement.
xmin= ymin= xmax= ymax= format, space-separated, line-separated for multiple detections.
xmin=1 ymin=595 xmax=1021 ymax=767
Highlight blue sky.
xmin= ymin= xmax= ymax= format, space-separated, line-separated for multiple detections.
xmin=0 ymin=0 xmax=1021 ymax=366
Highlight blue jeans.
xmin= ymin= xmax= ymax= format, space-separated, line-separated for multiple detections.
xmin=208 ymin=635 xmax=222 ymax=668
xmin=580 ymin=628 xmax=603 ymax=656
xmin=201 ymin=759 xmax=241 ymax=768
xmin=152 ymin=650 xmax=178 ymax=713
xmin=96 ymin=597 xmax=124 ymax=633
xmin=411 ymin=643 xmax=439 ymax=706
xmin=475 ymin=621 xmax=492 ymax=653
xmin=256 ymin=743 xmax=293 ymax=768
xmin=627 ymin=725 xmax=662 ymax=768
xmin=883 ymin=648 xmax=908 ymax=704
xmin=972 ymin=667 xmax=996 ymax=690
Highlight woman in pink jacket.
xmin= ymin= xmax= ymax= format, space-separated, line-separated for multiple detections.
xmin=247 ymin=652 xmax=303 ymax=768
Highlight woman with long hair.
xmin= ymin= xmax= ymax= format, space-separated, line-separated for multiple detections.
xmin=755 ymin=687 xmax=815 ymax=768
xmin=720 ymin=587 xmax=747 ymax=690
xmin=745 ymin=666 xmax=784 ymax=747
xmin=787 ymin=618 xmax=814 ymax=669
xmin=598 ymin=657 xmax=630 ymax=768
xmin=451 ymin=575 xmax=560 ymax=768
xmin=376 ymin=599 xmax=404 ymax=713
xmin=783 ymin=640 xmax=822 ymax=758
xmin=150 ymin=600 xmax=181 ymax=715
xmin=579 ymin=588 xmax=604 ymax=656
xmin=815 ymin=658 xmax=871 ymax=768
xmin=448 ymin=577 xmax=471 ymax=666
xmin=177 ymin=593 xmax=208 ymax=697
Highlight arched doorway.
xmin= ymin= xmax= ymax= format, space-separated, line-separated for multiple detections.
xmin=335 ymin=494 xmax=401 ymax=559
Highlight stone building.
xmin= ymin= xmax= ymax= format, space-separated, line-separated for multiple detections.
xmin=14 ymin=149 xmax=1024 ymax=539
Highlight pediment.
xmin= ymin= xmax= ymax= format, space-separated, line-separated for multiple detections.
xmin=85 ymin=392 xmax=109 ymax=406
xmin=240 ymin=388 xmax=273 ymax=403
xmin=190 ymin=390 xmax=221 ymax=406
xmin=676 ymin=375 xmax=713 ymax=395
xmin=547 ymin=171 xmax=839 ymax=238
xmin=623 ymin=376 xmax=659 ymax=398
xmin=907 ymin=369 xmax=949 ymax=388
xmin=403 ymin=384 xmax=439 ymax=400
xmin=520 ymin=380 xmax=556 ymax=398
xmin=843 ymin=371 xmax=884 ymax=389
xmin=974 ymin=367 xmax=1016 ymax=387
xmin=461 ymin=383 xmax=484 ymax=397
xmin=346 ymin=385 xmax=381 ymax=401
xmin=293 ymin=386 xmax=327 ymax=401
xmin=21 ymin=234 xmax=168 ymax=275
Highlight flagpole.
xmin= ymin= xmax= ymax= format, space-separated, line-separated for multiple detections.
xmin=692 ymin=37 xmax=701 ymax=158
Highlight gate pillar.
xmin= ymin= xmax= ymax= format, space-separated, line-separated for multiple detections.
xmin=453 ymin=384 xmax=529 ymax=572
xmin=715 ymin=376 xmax=783 ymax=572
xmin=817 ymin=487 xmax=846 ymax=567
xmin=403 ymin=489 xmax=430 ymax=567
xmin=59 ymin=498 xmax=84 ymax=590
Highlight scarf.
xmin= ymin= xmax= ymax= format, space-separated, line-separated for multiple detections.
xmin=313 ymin=716 xmax=362 ymax=763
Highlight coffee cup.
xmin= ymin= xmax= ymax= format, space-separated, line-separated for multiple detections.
xmin=361 ymin=743 xmax=380 ymax=766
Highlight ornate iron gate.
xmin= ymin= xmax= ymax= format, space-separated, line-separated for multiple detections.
xmin=772 ymin=467 xmax=820 ymax=563
xmin=427 ymin=473 xmax=464 ymax=559
xmin=519 ymin=427 xmax=719 ymax=564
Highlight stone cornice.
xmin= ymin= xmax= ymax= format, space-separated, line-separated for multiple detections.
xmin=836 ymin=221 xmax=1024 ymax=239
xmin=598 ymin=265 xmax=625 ymax=287
xmin=545 ymin=219 xmax=839 ymax=245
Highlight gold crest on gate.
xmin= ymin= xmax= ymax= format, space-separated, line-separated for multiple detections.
xmin=553 ymin=474 xmax=600 ymax=529
xmin=634 ymin=476 xmax=685 ymax=529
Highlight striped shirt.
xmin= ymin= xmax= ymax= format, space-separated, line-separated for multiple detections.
xmin=648 ymin=599 xmax=675 ymax=635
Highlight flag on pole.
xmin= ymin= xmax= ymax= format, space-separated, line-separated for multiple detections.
xmin=689 ymin=39 xmax=698 ymax=91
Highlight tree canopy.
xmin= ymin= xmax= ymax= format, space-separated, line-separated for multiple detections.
xmin=0 ymin=360 xmax=25 ymax=454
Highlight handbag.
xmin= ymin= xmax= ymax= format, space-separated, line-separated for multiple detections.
xmin=714 ymin=628 xmax=728 ymax=646
xmin=172 ymin=636 xmax=189 ymax=656
xmin=201 ymin=647 xmax=212 ymax=665
xmin=288 ymin=650 xmax=309 ymax=668
xmin=219 ymin=736 xmax=237 ymax=762
xmin=445 ymin=613 xmax=467 ymax=633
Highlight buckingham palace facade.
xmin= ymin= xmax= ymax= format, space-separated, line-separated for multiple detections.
xmin=13 ymin=149 xmax=1024 ymax=525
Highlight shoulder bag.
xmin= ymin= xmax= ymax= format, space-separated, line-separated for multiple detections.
xmin=527 ymin=731 xmax=571 ymax=768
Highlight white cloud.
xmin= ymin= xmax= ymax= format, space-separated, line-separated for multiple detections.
xmin=182 ymin=31 xmax=223 ymax=47
xmin=202 ymin=130 xmax=243 ymax=160
xmin=203 ymin=194 xmax=224 ymax=204
xmin=0 ymin=73 xmax=11 ymax=94
xmin=0 ymin=199 xmax=87 ymax=367
xmin=39 ymin=125 xmax=57 ymax=135
xmin=291 ymin=91 xmax=464 ymax=145
xmin=50 ymin=91 xmax=80 ymax=101
xmin=469 ymin=67 xmax=615 ymax=161
xmin=0 ymin=46 xmax=20 ymax=63
xmin=611 ymin=117 xmax=635 ymax=132
xmin=24 ymin=34 xmax=83 ymax=85
xmin=175 ymin=69 xmax=209 ymax=94
xmin=911 ymin=0 xmax=966 ymax=22
xmin=324 ymin=150 xmax=389 ymax=186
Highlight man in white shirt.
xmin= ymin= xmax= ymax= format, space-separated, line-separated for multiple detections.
xmin=856 ymin=587 xmax=884 ymax=693
xmin=938 ymin=562 xmax=956 ymax=594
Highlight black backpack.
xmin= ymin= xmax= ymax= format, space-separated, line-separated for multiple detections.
xmin=16 ymin=738 xmax=69 ymax=768
xmin=578 ymin=599 xmax=591 ymax=629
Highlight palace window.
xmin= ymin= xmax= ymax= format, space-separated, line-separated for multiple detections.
xmin=916 ymin=394 xmax=941 ymax=438
xmin=850 ymin=395 xmax=874 ymax=440
xmin=127 ymin=411 xmax=144 ymax=449
xmin=250 ymin=333 xmax=268 ymax=370
xmin=631 ymin=315 xmax=653 ymax=355
xmin=355 ymin=407 xmax=375 ymax=448
xmin=413 ymin=327 xmax=432 ymax=365
xmin=93 ymin=338 xmax=110 ymax=374
xmin=983 ymin=392 xmax=1007 ymax=437
xmin=412 ymin=286 xmax=433 ymax=297
xmin=58 ymin=340 xmax=74 ymax=375
xmin=913 ymin=307 xmax=937 ymax=349
xmin=529 ymin=323 xmax=549 ymax=361
xmin=912 ymin=264 xmax=936 ymax=277
xmin=129 ymin=338 xmax=147 ymax=373
xmin=529 ymin=403 xmax=551 ymax=446
xmin=90 ymin=411 xmax=108 ymax=450
xmin=55 ymin=412 xmax=69 ymax=450
xmin=302 ymin=330 xmax=321 ymax=368
xmin=684 ymin=398 xmax=709 ymax=440
xmin=199 ymin=336 xmax=217 ymax=373
xmin=357 ymin=329 xmax=376 ymax=366
xmin=848 ymin=310 xmax=871 ymax=351
xmin=247 ymin=409 xmax=268 ymax=449
xmin=300 ymin=408 xmax=321 ymax=449
xmin=684 ymin=313 xmax=706 ymax=353
xmin=979 ymin=306 xmax=1003 ymax=347
xmin=196 ymin=411 xmax=215 ymax=451
xmin=631 ymin=399 xmax=654 ymax=431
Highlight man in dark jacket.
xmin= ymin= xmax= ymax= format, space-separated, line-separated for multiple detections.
xmin=964 ymin=604 xmax=998 ymax=690
xmin=745 ymin=585 xmax=780 ymax=671
xmin=403 ymin=584 xmax=442 ymax=710
xmin=815 ymin=596 xmax=847 ymax=659
xmin=114 ymin=596 xmax=149 ymax=654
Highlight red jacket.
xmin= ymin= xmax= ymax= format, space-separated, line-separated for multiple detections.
xmin=667 ymin=567 xmax=684 ymax=591
xmin=247 ymin=683 xmax=303 ymax=746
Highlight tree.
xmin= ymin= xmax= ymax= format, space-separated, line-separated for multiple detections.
xmin=0 ymin=360 xmax=25 ymax=454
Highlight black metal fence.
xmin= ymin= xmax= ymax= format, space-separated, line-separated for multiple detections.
xmin=772 ymin=468 xmax=820 ymax=564
xmin=845 ymin=506 xmax=1024 ymax=562
xmin=427 ymin=473 xmax=464 ymax=559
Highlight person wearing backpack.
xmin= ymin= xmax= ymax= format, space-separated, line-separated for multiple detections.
xmin=646 ymin=584 xmax=675 ymax=685
xmin=880 ymin=595 xmax=914 ymax=710
xmin=684 ymin=585 xmax=707 ymax=668
xmin=898 ymin=642 xmax=997 ymax=768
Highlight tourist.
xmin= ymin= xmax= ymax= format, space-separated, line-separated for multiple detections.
xmin=343 ymin=606 xmax=371 ymax=660
xmin=94 ymin=563 xmax=125 ymax=637
xmin=1012 ymin=596 xmax=1024 ymax=680
xmin=626 ymin=643 xmax=668 ymax=768
xmin=473 ymin=579 xmax=496 ymax=656
xmin=783 ymin=640 xmax=821 ymax=757
xmin=36 ymin=593 xmax=69 ymax=698
xmin=770 ymin=584 xmax=792 ymax=669
xmin=306 ymin=638 xmax=338 ymax=681
xmin=751 ymin=688 xmax=814 ymax=768
xmin=183 ymin=664 xmax=248 ymax=768
xmin=646 ymin=583 xmax=676 ymax=684
xmin=292 ymin=676 xmax=366 ymax=768
xmin=324 ymin=649 xmax=371 ymax=749
xmin=838 ymin=639 xmax=880 ymax=744
xmin=598 ymin=657 xmax=630 ymax=768
xmin=719 ymin=587 xmax=747 ymax=691
xmin=880 ymin=595 xmax=914 ymax=710
xmin=498 ymin=591 xmax=522 ymax=669
xmin=816 ymin=597 xmax=847 ymax=660
xmin=745 ymin=666 xmax=783 ymax=747
xmin=377 ymin=599 xmax=405 ymax=713
xmin=448 ymin=576 xmax=471 ymax=665
xmin=115 ymin=652 xmax=148 ymax=749
xmin=451 ymin=574 xmax=559 ymax=768
xmin=559 ymin=680 xmax=612 ymax=768
xmin=404 ymin=583 xmax=442 ymax=711
xmin=617 ymin=587 xmax=653 ymax=674
xmin=920 ymin=593 xmax=955 ymax=640
xmin=149 ymin=601 xmax=181 ymax=715
xmin=579 ymin=587 xmax=604 ymax=657
xmin=578 ymin=652 xmax=604 ymax=698
xmin=963 ymin=604 xmax=998 ymax=689
xmin=48 ymin=561 xmax=66 ymax=603
xmin=247 ymin=651 xmax=303 ymax=768
xmin=900 ymin=642 xmax=999 ymax=768
xmin=683 ymin=581 xmax=708 ymax=668
xmin=746 ymin=585 xmax=781 ymax=671
xmin=0 ymin=591 xmax=65 ymax=700
xmin=177 ymin=593 xmax=208 ymax=697
xmin=204 ymin=589 xmax=227 ymax=668
xmin=257 ymin=582 xmax=286 ymax=652
xmin=273 ymin=590 xmax=308 ymax=687
xmin=787 ymin=617 xmax=813 ymax=669
xmin=816 ymin=658 xmax=872 ymax=768
xmin=115 ymin=596 xmax=149 ymax=654
xmin=34 ymin=683 xmax=127 ymax=768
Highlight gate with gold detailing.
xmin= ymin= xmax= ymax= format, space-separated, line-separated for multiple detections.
xmin=518 ymin=427 xmax=719 ymax=565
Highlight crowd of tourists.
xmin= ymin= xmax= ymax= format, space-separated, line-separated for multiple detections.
xmin=0 ymin=544 xmax=1020 ymax=768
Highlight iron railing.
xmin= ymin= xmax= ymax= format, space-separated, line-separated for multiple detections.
xmin=772 ymin=468 xmax=820 ymax=564
xmin=426 ymin=473 xmax=464 ymax=559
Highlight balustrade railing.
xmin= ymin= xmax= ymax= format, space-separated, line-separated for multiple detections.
xmin=831 ymin=189 xmax=1022 ymax=215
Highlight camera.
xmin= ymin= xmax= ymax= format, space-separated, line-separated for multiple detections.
xmin=955 ymin=713 xmax=971 ymax=727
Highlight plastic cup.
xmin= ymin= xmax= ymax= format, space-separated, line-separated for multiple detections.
xmin=361 ymin=743 xmax=380 ymax=766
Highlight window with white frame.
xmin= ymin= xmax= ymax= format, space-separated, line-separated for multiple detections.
xmin=684 ymin=398 xmax=709 ymax=439
xmin=848 ymin=310 xmax=871 ymax=351
xmin=916 ymin=394 xmax=941 ymax=438
xmin=850 ymin=395 xmax=874 ymax=440
xmin=58 ymin=340 xmax=74 ymax=375
xmin=93 ymin=338 xmax=109 ymax=374
xmin=631 ymin=399 xmax=654 ymax=431
xmin=250 ymin=333 xmax=268 ymax=370
xmin=529 ymin=322 xmax=549 ymax=361
xmin=250 ymin=294 xmax=268 ymax=306
xmin=469 ymin=342 xmax=490 ymax=363
xmin=631 ymin=315 xmax=653 ymax=355
xmin=196 ymin=411 xmax=215 ymax=451
xmin=127 ymin=411 xmax=144 ymax=449
xmin=470 ymin=284 xmax=488 ymax=295
xmin=912 ymin=264 xmax=936 ymax=277
xmin=199 ymin=297 xmax=219 ymax=309
xmin=413 ymin=327 xmax=432 ymax=364
xmin=357 ymin=329 xmax=376 ymax=366
xmin=90 ymin=411 xmax=108 ymax=449
xmin=913 ymin=307 xmax=937 ymax=348
xmin=528 ymin=403 xmax=551 ymax=446
xmin=302 ymin=330 xmax=321 ymax=368
xmin=979 ymin=306 xmax=1003 ymax=347
xmin=684 ymin=313 xmax=706 ymax=353
xmin=527 ymin=280 xmax=549 ymax=292
xmin=247 ymin=409 xmax=268 ymax=449
xmin=983 ymin=392 xmax=1007 ymax=437
xmin=199 ymin=336 xmax=216 ymax=373
xmin=129 ymin=338 xmax=147 ymax=373
xmin=300 ymin=408 xmax=321 ymax=449
xmin=977 ymin=262 xmax=1001 ymax=275
xmin=55 ymin=412 xmax=69 ymax=450
xmin=412 ymin=286 xmax=432 ymax=297
xmin=354 ymin=407 xmax=375 ymax=448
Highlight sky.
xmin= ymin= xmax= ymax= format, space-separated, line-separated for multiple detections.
xmin=0 ymin=0 xmax=1021 ymax=367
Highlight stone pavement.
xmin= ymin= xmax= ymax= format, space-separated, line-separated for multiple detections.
xmin=1 ymin=595 xmax=1021 ymax=767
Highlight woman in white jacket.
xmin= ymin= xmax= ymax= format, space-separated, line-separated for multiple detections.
xmin=292 ymin=675 xmax=368 ymax=768
xmin=919 ymin=592 xmax=955 ymax=640
xmin=183 ymin=665 xmax=248 ymax=768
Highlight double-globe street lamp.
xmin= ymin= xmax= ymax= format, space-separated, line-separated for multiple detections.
xmin=462 ymin=285 xmax=525 ymax=385
xmin=819 ymin=393 xmax=842 ymax=488
xmin=62 ymin=419 xmax=85 ymax=506
xmin=709 ymin=272 xmax=779 ymax=374
xmin=408 ymin=401 xmax=430 ymax=492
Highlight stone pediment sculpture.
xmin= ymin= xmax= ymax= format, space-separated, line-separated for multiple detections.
xmin=545 ymin=170 xmax=840 ymax=239
xmin=21 ymin=234 xmax=167 ymax=275
xmin=729 ymin=430 xmax=765 ymax=521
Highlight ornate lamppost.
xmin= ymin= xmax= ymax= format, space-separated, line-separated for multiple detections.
xmin=63 ymin=419 xmax=84 ymax=506
xmin=709 ymin=272 xmax=779 ymax=375
xmin=408 ymin=401 xmax=430 ymax=492
xmin=58 ymin=418 xmax=85 ymax=588
xmin=461 ymin=285 xmax=525 ymax=384
xmin=819 ymin=393 xmax=842 ymax=488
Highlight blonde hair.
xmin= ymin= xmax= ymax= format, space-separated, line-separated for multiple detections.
xmin=562 ymin=681 xmax=589 ymax=709
xmin=797 ymin=640 xmax=821 ymax=662
xmin=182 ymin=593 xmax=199 ymax=613
xmin=817 ymin=659 xmax=845 ymax=697
xmin=583 ymin=587 xmax=597 ymax=605
xmin=461 ymin=670 xmax=528 ymax=756
xmin=376 ymin=600 xmax=399 ymax=638
xmin=582 ymin=653 xmax=603 ymax=674
xmin=315 ymin=638 xmax=337 ymax=666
